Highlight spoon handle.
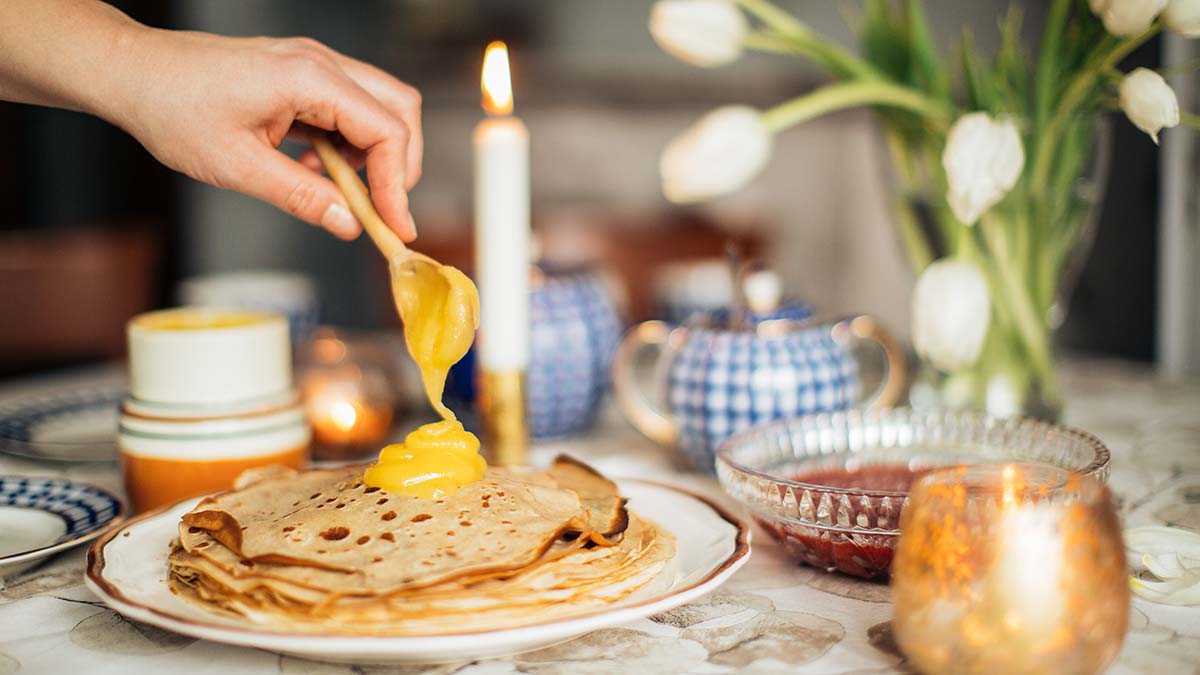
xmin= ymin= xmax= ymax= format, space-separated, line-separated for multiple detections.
xmin=308 ymin=133 xmax=408 ymax=262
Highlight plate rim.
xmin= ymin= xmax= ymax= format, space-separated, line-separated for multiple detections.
xmin=0 ymin=382 xmax=125 ymax=461
xmin=0 ymin=477 xmax=125 ymax=565
xmin=85 ymin=478 xmax=750 ymax=647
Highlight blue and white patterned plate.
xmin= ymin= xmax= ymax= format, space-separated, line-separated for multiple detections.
xmin=0 ymin=476 xmax=124 ymax=576
xmin=0 ymin=383 xmax=124 ymax=462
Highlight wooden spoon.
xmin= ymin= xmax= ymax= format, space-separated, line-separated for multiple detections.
xmin=307 ymin=132 xmax=478 ymax=422
xmin=307 ymin=133 xmax=432 ymax=265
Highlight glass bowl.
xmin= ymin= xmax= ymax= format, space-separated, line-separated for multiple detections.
xmin=714 ymin=407 xmax=1110 ymax=580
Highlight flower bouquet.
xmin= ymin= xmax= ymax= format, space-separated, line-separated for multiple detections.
xmin=650 ymin=0 xmax=1200 ymax=419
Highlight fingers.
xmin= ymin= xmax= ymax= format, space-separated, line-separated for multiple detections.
xmin=286 ymin=67 xmax=417 ymax=242
xmin=324 ymin=55 xmax=423 ymax=190
xmin=238 ymin=145 xmax=362 ymax=240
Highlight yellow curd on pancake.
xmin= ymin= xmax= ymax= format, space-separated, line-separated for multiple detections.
xmin=363 ymin=420 xmax=487 ymax=499
xmin=364 ymin=256 xmax=486 ymax=497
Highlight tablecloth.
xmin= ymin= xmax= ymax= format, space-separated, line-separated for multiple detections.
xmin=0 ymin=359 xmax=1197 ymax=674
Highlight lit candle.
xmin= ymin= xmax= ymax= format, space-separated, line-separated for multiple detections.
xmin=892 ymin=463 xmax=1130 ymax=675
xmin=473 ymin=41 xmax=530 ymax=464
xmin=474 ymin=41 xmax=530 ymax=372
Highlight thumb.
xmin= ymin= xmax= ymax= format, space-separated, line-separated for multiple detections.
xmin=242 ymin=147 xmax=361 ymax=240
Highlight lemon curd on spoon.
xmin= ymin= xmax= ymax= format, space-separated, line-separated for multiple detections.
xmin=362 ymin=254 xmax=486 ymax=498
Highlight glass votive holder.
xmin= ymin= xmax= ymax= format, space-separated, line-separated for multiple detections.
xmin=891 ymin=463 xmax=1129 ymax=675
xmin=299 ymin=328 xmax=397 ymax=462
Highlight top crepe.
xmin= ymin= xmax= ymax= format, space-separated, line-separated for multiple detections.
xmin=178 ymin=456 xmax=632 ymax=596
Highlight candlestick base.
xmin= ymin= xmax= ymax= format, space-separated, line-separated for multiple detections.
xmin=478 ymin=369 xmax=528 ymax=466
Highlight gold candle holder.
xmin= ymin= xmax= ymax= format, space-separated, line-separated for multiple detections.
xmin=891 ymin=463 xmax=1129 ymax=675
xmin=478 ymin=369 xmax=527 ymax=466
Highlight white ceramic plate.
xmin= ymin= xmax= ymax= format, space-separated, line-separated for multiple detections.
xmin=85 ymin=479 xmax=750 ymax=664
xmin=0 ymin=476 xmax=125 ymax=577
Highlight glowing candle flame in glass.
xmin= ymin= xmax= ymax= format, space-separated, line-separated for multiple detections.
xmin=891 ymin=463 xmax=1129 ymax=675
xmin=481 ymin=41 xmax=513 ymax=116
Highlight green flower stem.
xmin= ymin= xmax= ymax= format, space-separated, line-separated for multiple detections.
xmin=735 ymin=0 xmax=813 ymax=40
xmin=742 ymin=31 xmax=881 ymax=81
xmin=1030 ymin=26 xmax=1158 ymax=191
xmin=977 ymin=214 xmax=1061 ymax=403
xmin=761 ymin=80 xmax=951 ymax=133
xmin=883 ymin=130 xmax=935 ymax=272
xmin=1182 ymin=111 xmax=1200 ymax=129
xmin=737 ymin=0 xmax=881 ymax=82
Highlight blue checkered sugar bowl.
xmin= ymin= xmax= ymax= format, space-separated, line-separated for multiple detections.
xmin=444 ymin=266 xmax=623 ymax=439
xmin=526 ymin=267 xmax=623 ymax=439
xmin=612 ymin=309 xmax=907 ymax=472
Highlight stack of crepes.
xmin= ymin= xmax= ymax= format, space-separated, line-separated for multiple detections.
xmin=168 ymin=456 xmax=675 ymax=635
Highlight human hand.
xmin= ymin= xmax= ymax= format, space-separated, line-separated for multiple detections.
xmin=102 ymin=29 xmax=420 ymax=241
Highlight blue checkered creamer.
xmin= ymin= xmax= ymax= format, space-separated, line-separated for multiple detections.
xmin=668 ymin=319 xmax=860 ymax=470
xmin=527 ymin=269 xmax=622 ymax=439
xmin=613 ymin=305 xmax=908 ymax=473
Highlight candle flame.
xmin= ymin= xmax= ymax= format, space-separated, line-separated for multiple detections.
xmin=1002 ymin=464 xmax=1018 ymax=509
xmin=481 ymin=41 xmax=513 ymax=115
xmin=331 ymin=400 xmax=358 ymax=431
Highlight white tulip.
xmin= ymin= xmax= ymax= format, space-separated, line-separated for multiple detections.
xmin=1165 ymin=0 xmax=1200 ymax=38
xmin=911 ymin=259 xmax=991 ymax=373
xmin=1089 ymin=0 xmax=1168 ymax=36
xmin=649 ymin=0 xmax=748 ymax=68
xmin=942 ymin=112 xmax=1025 ymax=226
xmin=1120 ymin=68 xmax=1180 ymax=144
xmin=660 ymin=105 xmax=771 ymax=203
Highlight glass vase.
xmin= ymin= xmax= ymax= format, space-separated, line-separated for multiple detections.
xmin=888 ymin=121 xmax=1112 ymax=422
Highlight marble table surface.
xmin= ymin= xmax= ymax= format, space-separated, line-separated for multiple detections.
xmin=0 ymin=358 xmax=1197 ymax=675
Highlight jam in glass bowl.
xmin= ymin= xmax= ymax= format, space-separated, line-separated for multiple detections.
xmin=715 ymin=407 xmax=1110 ymax=580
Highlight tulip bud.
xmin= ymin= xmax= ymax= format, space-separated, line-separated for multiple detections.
xmin=911 ymin=259 xmax=991 ymax=373
xmin=1119 ymin=68 xmax=1180 ymax=144
xmin=1089 ymin=0 xmax=1168 ymax=36
xmin=660 ymin=105 xmax=772 ymax=203
xmin=942 ymin=113 xmax=1024 ymax=226
xmin=1164 ymin=0 xmax=1200 ymax=37
xmin=649 ymin=0 xmax=748 ymax=68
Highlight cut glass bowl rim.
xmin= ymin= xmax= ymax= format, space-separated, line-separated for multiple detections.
xmin=715 ymin=407 xmax=1112 ymax=504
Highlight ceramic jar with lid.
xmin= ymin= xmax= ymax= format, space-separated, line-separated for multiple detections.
xmin=118 ymin=308 xmax=310 ymax=512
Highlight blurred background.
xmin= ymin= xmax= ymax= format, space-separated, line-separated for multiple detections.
xmin=0 ymin=0 xmax=1195 ymax=378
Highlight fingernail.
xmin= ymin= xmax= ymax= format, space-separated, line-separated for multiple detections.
xmin=407 ymin=213 xmax=418 ymax=240
xmin=321 ymin=203 xmax=358 ymax=239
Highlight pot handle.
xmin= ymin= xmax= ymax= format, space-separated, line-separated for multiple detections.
xmin=830 ymin=315 xmax=907 ymax=409
xmin=611 ymin=320 xmax=680 ymax=447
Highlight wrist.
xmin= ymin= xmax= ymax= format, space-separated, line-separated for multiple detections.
xmin=79 ymin=18 xmax=156 ymax=128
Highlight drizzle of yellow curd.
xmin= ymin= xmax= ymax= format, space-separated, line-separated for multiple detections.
xmin=363 ymin=256 xmax=487 ymax=499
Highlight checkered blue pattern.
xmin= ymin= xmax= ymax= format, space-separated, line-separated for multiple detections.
xmin=527 ymin=271 xmax=622 ymax=439
xmin=0 ymin=384 xmax=122 ymax=444
xmin=0 ymin=477 xmax=122 ymax=540
xmin=669 ymin=322 xmax=859 ymax=470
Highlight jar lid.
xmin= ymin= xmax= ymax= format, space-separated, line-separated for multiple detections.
xmin=127 ymin=307 xmax=292 ymax=407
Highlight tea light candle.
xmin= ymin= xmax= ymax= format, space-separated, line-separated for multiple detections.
xmin=891 ymin=464 xmax=1129 ymax=675
xmin=307 ymin=385 xmax=392 ymax=448
xmin=300 ymin=331 xmax=395 ymax=456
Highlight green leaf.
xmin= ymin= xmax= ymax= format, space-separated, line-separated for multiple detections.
xmin=902 ymin=0 xmax=950 ymax=99
xmin=995 ymin=5 xmax=1029 ymax=116
xmin=958 ymin=29 xmax=994 ymax=110
xmin=1035 ymin=0 xmax=1071 ymax=131
xmin=862 ymin=0 xmax=909 ymax=82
